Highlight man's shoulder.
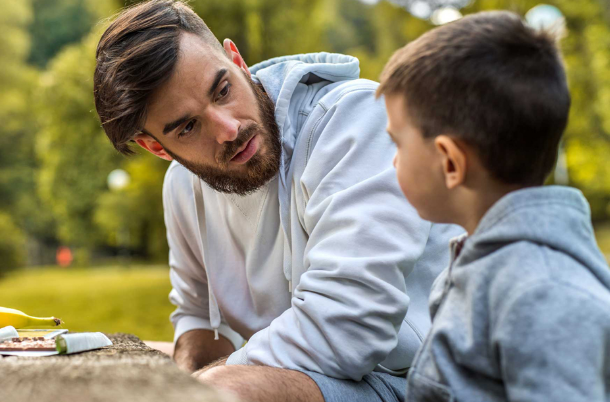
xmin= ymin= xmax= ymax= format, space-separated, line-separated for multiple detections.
xmin=164 ymin=161 xmax=192 ymax=186
xmin=292 ymin=77 xmax=394 ymax=198
xmin=317 ymin=78 xmax=379 ymax=111
xmin=163 ymin=161 xmax=195 ymax=203
xmin=301 ymin=78 xmax=388 ymax=158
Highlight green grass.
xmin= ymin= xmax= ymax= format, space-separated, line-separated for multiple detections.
xmin=0 ymin=265 xmax=175 ymax=341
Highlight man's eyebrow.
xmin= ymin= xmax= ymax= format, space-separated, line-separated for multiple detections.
xmin=163 ymin=114 xmax=192 ymax=135
xmin=161 ymin=69 xmax=228 ymax=135
xmin=208 ymin=68 xmax=228 ymax=97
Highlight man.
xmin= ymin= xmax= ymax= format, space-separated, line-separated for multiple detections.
xmin=93 ymin=1 xmax=462 ymax=401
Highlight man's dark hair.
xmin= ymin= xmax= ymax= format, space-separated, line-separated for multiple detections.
xmin=94 ymin=0 xmax=223 ymax=155
xmin=377 ymin=11 xmax=571 ymax=186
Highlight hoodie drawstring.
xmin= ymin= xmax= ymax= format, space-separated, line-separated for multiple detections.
xmin=208 ymin=279 xmax=221 ymax=340
xmin=193 ymin=176 xmax=222 ymax=340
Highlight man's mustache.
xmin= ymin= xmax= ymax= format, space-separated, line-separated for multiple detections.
xmin=218 ymin=123 xmax=260 ymax=164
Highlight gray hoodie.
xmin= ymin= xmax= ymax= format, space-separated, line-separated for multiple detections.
xmin=405 ymin=186 xmax=610 ymax=401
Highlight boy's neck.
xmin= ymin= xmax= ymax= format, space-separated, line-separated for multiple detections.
xmin=456 ymin=182 xmax=525 ymax=236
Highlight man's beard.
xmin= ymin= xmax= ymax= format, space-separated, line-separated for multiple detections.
xmin=164 ymin=79 xmax=282 ymax=196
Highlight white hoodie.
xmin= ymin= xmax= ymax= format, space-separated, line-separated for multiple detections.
xmin=164 ymin=53 xmax=463 ymax=380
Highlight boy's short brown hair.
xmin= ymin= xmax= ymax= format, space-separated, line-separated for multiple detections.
xmin=377 ymin=11 xmax=570 ymax=186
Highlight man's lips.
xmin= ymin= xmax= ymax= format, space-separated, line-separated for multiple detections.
xmin=230 ymin=134 xmax=259 ymax=164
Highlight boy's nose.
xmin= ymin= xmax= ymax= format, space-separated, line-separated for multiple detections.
xmin=393 ymin=154 xmax=398 ymax=168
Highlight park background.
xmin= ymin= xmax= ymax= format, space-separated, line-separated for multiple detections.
xmin=1 ymin=0 xmax=609 ymax=342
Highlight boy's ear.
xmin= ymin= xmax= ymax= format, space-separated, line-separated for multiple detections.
xmin=223 ymin=39 xmax=251 ymax=78
xmin=133 ymin=133 xmax=173 ymax=161
xmin=434 ymin=135 xmax=466 ymax=190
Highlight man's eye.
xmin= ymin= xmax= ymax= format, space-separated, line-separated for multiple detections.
xmin=178 ymin=120 xmax=196 ymax=138
xmin=217 ymin=83 xmax=231 ymax=100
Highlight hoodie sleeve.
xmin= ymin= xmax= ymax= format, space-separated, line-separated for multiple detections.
xmin=493 ymin=281 xmax=610 ymax=402
xmin=163 ymin=163 xmax=243 ymax=349
xmin=226 ymin=87 xmax=432 ymax=379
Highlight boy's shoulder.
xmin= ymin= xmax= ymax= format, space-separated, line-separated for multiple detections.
xmin=480 ymin=241 xmax=610 ymax=327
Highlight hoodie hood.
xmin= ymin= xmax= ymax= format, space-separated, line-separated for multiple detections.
xmin=460 ymin=185 xmax=610 ymax=289
xmin=250 ymin=52 xmax=360 ymax=131
xmin=248 ymin=53 xmax=361 ymax=288
xmin=249 ymin=53 xmax=360 ymax=192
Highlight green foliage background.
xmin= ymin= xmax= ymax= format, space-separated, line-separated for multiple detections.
xmin=0 ymin=266 xmax=175 ymax=340
xmin=1 ymin=0 xmax=610 ymax=276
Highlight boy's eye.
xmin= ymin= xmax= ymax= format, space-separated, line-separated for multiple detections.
xmin=178 ymin=120 xmax=196 ymax=138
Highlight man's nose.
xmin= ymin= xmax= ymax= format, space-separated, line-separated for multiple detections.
xmin=208 ymin=109 xmax=240 ymax=144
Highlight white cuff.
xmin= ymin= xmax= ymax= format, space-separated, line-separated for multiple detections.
xmin=226 ymin=346 xmax=249 ymax=365
xmin=173 ymin=315 xmax=244 ymax=351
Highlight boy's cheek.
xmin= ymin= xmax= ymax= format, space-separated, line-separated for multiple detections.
xmin=393 ymin=153 xmax=406 ymax=191
xmin=395 ymin=162 xmax=410 ymax=200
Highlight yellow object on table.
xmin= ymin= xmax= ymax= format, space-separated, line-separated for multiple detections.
xmin=0 ymin=306 xmax=62 ymax=328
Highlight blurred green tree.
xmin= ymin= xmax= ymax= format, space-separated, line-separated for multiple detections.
xmin=35 ymin=2 xmax=172 ymax=262
xmin=94 ymin=155 xmax=170 ymax=261
xmin=36 ymin=29 xmax=123 ymax=261
xmin=0 ymin=0 xmax=45 ymax=273
xmin=0 ymin=213 xmax=26 ymax=275
xmin=554 ymin=0 xmax=610 ymax=219
xmin=3 ymin=0 xmax=610 ymax=270
xmin=27 ymin=0 xmax=97 ymax=67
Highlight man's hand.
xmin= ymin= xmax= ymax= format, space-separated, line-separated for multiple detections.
xmin=173 ymin=329 xmax=235 ymax=373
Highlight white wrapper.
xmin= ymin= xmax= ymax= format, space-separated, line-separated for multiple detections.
xmin=56 ymin=332 xmax=112 ymax=354
xmin=0 ymin=326 xmax=19 ymax=341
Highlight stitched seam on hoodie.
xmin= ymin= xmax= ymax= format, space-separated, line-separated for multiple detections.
xmin=404 ymin=316 xmax=425 ymax=342
xmin=300 ymin=113 xmax=327 ymax=222
xmin=305 ymin=111 xmax=326 ymax=164
xmin=301 ymin=86 xmax=378 ymax=217
xmin=253 ymin=185 xmax=271 ymax=235
xmin=317 ymin=84 xmax=378 ymax=112
xmin=226 ymin=194 xmax=250 ymax=221
xmin=306 ymin=71 xmax=356 ymax=79
xmin=307 ymin=86 xmax=378 ymax=164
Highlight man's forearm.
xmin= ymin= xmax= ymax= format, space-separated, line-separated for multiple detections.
xmin=192 ymin=356 xmax=229 ymax=377
xmin=173 ymin=329 xmax=235 ymax=373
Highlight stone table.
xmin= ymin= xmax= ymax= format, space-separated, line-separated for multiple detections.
xmin=0 ymin=333 xmax=238 ymax=402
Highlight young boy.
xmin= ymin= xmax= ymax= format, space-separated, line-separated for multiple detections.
xmin=377 ymin=11 xmax=610 ymax=402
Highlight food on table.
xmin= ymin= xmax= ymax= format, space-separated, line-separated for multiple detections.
xmin=0 ymin=307 xmax=62 ymax=329
xmin=0 ymin=337 xmax=58 ymax=351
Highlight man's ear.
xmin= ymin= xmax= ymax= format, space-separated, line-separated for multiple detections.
xmin=223 ymin=39 xmax=251 ymax=78
xmin=434 ymin=135 xmax=466 ymax=190
xmin=133 ymin=133 xmax=173 ymax=161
